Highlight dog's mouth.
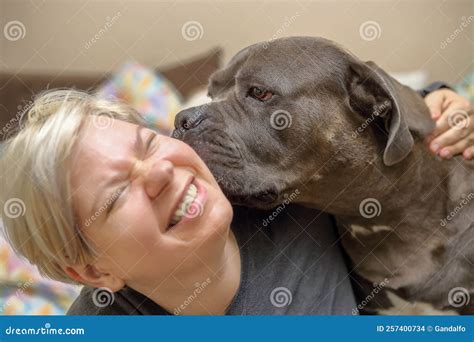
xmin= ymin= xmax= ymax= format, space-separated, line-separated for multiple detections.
xmin=225 ymin=188 xmax=279 ymax=208
xmin=179 ymin=128 xmax=243 ymax=167
xmin=175 ymin=127 xmax=281 ymax=208
xmin=204 ymin=158 xmax=280 ymax=208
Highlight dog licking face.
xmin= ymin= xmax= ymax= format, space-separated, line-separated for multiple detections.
xmin=174 ymin=37 xmax=474 ymax=313
xmin=174 ymin=37 xmax=433 ymax=212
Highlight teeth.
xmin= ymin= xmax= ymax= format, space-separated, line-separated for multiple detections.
xmin=170 ymin=184 xmax=198 ymax=226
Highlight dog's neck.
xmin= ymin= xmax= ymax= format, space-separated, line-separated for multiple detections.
xmin=298 ymin=142 xmax=450 ymax=224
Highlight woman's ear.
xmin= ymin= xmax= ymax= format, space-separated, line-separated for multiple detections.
xmin=64 ymin=264 xmax=125 ymax=292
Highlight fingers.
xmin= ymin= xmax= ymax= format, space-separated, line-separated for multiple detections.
xmin=429 ymin=125 xmax=472 ymax=155
xmin=428 ymin=106 xmax=473 ymax=158
xmin=443 ymin=92 xmax=470 ymax=112
xmin=424 ymin=91 xmax=446 ymax=119
xmin=424 ymin=90 xmax=473 ymax=160
xmin=437 ymin=134 xmax=474 ymax=159
xmin=463 ymin=146 xmax=474 ymax=160
xmin=430 ymin=105 xmax=470 ymax=137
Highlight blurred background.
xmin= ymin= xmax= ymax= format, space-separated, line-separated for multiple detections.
xmin=1 ymin=0 xmax=473 ymax=77
xmin=0 ymin=0 xmax=473 ymax=315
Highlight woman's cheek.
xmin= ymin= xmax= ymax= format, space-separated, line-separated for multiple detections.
xmin=118 ymin=204 xmax=162 ymax=247
xmin=104 ymin=214 xmax=164 ymax=279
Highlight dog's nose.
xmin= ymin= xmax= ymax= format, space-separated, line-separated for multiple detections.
xmin=174 ymin=107 xmax=205 ymax=131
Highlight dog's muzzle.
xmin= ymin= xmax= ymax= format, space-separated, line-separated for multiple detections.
xmin=173 ymin=106 xmax=280 ymax=208
xmin=174 ymin=106 xmax=243 ymax=168
xmin=174 ymin=107 xmax=207 ymax=131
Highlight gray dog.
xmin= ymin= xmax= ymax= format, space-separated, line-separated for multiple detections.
xmin=174 ymin=37 xmax=473 ymax=314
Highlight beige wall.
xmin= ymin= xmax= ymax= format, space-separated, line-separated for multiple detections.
xmin=1 ymin=0 xmax=473 ymax=84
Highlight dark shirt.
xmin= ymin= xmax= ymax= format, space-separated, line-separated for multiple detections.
xmin=68 ymin=82 xmax=449 ymax=316
xmin=68 ymin=205 xmax=357 ymax=315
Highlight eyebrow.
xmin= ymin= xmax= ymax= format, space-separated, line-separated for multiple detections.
xmin=86 ymin=127 xmax=157 ymax=225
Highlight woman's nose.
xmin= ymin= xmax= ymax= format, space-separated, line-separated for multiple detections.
xmin=140 ymin=159 xmax=174 ymax=199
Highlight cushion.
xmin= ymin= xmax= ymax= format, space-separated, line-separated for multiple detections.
xmin=160 ymin=48 xmax=221 ymax=100
xmin=0 ymin=48 xmax=222 ymax=141
xmin=0 ymin=220 xmax=80 ymax=315
xmin=96 ymin=61 xmax=182 ymax=134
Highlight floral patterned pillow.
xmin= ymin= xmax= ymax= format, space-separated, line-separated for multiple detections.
xmin=0 ymin=220 xmax=80 ymax=315
xmin=96 ymin=61 xmax=183 ymax=135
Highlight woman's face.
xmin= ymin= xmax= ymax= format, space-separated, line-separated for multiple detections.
xmin=69 ymin=116 xmax=233 ymax=289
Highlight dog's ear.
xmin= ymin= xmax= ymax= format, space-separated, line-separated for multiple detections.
xmin=208 ymin=43 xmax=262 ymax=97
xmin=346 ymin=60 xmax=428 ymax=166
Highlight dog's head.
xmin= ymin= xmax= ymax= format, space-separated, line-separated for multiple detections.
xmin=173 ymin=37 xmax=434 ymax=209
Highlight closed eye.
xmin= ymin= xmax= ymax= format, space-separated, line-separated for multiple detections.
xmin=106 ymin=186 xmax=127 ymax=215
xmin=144 ymin=132 xmax=157 ymax=157
xmin=107 ymin=131 xmax=157 ymax=216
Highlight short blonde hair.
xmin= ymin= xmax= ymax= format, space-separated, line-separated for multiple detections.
xmin=0 ymin=89 xmax=146 ymax=285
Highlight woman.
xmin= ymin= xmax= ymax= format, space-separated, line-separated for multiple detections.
xmin=0 ymin=87 xmax=472 ymax=315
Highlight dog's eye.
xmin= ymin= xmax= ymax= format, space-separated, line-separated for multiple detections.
xmin=248 ymin=87 xmax=273 ymax=102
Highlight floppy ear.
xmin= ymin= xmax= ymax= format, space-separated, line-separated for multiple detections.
xmin=208 ymin=43 xmax=263 ymax=96
xmin=346 ymin=60 xmax=431 ymax=166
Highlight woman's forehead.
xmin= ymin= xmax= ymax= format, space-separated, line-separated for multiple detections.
xmin=69 ymin=118 xmax=137 ymax=219
xmin=70 ymin=118 xmax=164 ymax=189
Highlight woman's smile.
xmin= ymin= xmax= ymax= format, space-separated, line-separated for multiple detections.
xmin=1 ymin=83 xmax=470 ymax=317
xmin=167 ymin=176 xmax=209 ymax=231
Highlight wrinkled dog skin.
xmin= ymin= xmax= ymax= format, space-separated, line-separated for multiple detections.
xmin=174 ymin=37 xmax=474 ymax=314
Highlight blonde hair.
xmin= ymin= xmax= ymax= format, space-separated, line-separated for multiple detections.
xmin=0 ymin=89 xmax=146 ymax=285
